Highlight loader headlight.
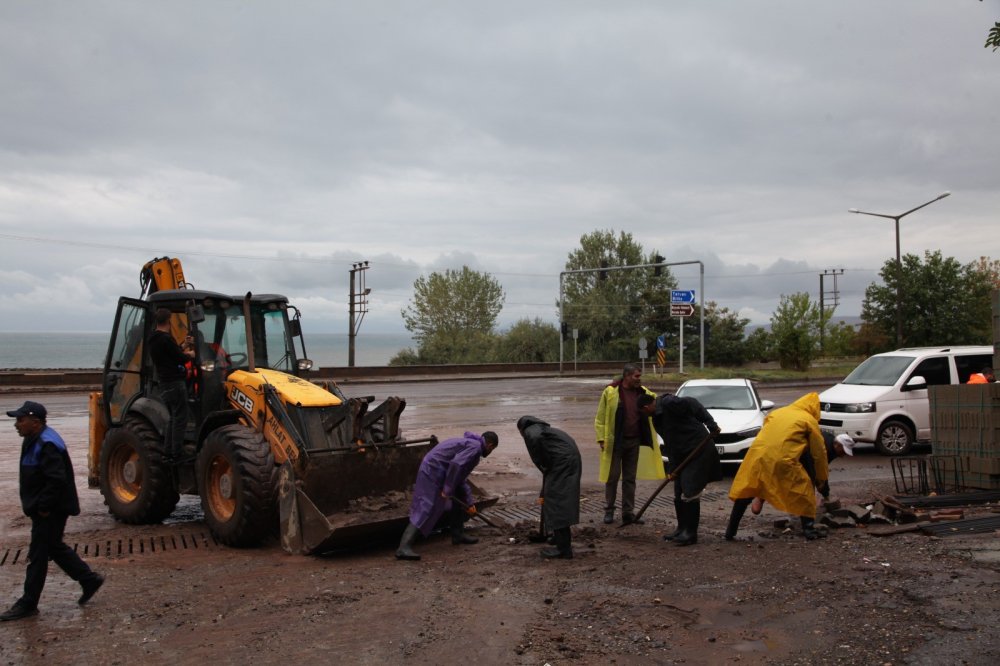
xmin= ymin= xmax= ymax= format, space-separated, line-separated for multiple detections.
xmin=200 ymin=360 xmax=216 ymax=372
xmin=297 ymin=359 xmax=314 ymax=370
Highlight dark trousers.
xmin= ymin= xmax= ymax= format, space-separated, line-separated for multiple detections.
xmin=160 ymin=379 xmax=189 ymax=457
xmin=20 ymin=514 xmax=98 ymax=609
xmin=605 ymin=436 xmax=640 ymax=515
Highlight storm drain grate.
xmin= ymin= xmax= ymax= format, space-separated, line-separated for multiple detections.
xmin=484 ymin=489 xmax=729 ymax=526
xmin=0 ymin=531 xmax=220 ymax=566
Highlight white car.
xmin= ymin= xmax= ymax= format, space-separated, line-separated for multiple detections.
xmin=660 ymin=378 xmax=774 ymax=466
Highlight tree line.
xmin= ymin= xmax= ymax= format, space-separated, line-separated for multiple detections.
xmin=389 ymin=229 xmax=999 ymax=368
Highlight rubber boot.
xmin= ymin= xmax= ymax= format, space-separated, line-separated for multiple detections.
xmin=801 ymin=517 xmax=824 ymax=540
xmin=603 ymin=506 xmax=615 ymax=524
xmin=542 ymin=527 xmax=573 ymax=559
xmin=663 ymin=498 xmax=685 ymax=541
xmin=725 ymin=498 xmax=751 ymax=541
xmin=451 ymin=511 xmax=478 ymax=545
xmin=395 ymin=523 xmax=421 ymax=561
xmin=674 ymin=501 xmax=700 ymax=546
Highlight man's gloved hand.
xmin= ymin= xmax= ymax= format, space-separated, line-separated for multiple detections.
xmin=466 ymin=505 xmax=477 ymax=517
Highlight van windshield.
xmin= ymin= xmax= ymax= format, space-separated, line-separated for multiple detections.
xmin=842 ymin=356 xmax=914 ymax=386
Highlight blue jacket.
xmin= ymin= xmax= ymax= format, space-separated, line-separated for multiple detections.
xmin=19 ymin=425 xmax=81 ymax=518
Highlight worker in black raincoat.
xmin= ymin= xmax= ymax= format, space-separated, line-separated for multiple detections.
xmin=639 ymin=393 xmax=721 ymax=546
xmin=517 ymin=416 xmax=581 ymax=559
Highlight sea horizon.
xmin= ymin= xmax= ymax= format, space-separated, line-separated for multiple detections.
xmin=0 ymin=331 xmax=415 ymax=370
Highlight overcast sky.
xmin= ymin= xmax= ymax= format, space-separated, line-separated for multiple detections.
xmin=1 ymin=1 xmax=997 ymax=336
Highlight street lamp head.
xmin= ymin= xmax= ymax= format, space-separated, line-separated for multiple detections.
xmin=848 ymin=208 xmax=860 ymax=213
xmin=937 ymin=191 xmax=951 ymax=200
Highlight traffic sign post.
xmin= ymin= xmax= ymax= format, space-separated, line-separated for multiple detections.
xmin=670 ymin=290 xmax=695 ymax=374
xmin=671 ymin=290 xmax=696 ymax=304
xmin=670 ymin=304 xmax=694 ymax=317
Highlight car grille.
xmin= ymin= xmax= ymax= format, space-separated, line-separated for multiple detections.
xmin=819 ymin=418 xmax=843 ymax=427
xmin=714 ymin=432 xmax=746 ymax=444
xmin=821 ymin=403 xmax=852 ymax=413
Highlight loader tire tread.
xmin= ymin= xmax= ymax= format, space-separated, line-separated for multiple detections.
xmin=99 ymin=414 xmax=180 ymax=524
xmin=197 ymin=424 xmax=278 ymax=548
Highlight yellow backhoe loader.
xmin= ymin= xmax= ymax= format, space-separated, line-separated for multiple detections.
xmin=87 ymin=257 xmax=493 ymax=554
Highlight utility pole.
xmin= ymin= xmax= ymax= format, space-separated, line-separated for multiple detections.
xmin=348 ymin=261 xmax=370 ymax=367
xmin=818 ymin=268 xmax=844 ymax=353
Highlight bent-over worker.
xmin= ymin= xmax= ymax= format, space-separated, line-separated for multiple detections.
xmin=639 ymin=393 xmax=721 ymax=546
xmin=395 ymin=431 xmax=499 ymax=561
xmin=725 ymin=393 xmax=828 ymax=541
xmin=517 ymin=416 xmax=582 ymax=559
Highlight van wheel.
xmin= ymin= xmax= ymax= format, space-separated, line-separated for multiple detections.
xmin=876 ymin=420 xmax=913 ymax=456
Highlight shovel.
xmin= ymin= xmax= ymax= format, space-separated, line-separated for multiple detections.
xmin=446 ymin=495 xmax=503 ymax=529
xmin=528 ymin=478 xmax=547 ymax=543
xmin=620 ymin=431 xmax=714 ymax=528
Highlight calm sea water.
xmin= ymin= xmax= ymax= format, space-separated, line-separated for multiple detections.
xmin=0 ymin=332 xmax=415 ymax=370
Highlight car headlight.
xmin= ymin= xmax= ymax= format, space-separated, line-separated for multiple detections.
xmin=733 ymin=427 xmax=761 ymax=439
xmin=844 ymin=402 xmax=875 ymax=413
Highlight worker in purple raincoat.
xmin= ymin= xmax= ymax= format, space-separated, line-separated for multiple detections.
xmin=395 ymin=431 xmax=499 ymax=561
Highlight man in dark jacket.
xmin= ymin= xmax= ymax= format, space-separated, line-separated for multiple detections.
xmin=517 ymin=416 xmax=582 ymax=559
xmin=639 ymin=393 xmax=721 ymax=546
xmin=2 ymin=401 xmax=104 ymax=621
xmin=148 ymin=307 xmax=195 ymax=462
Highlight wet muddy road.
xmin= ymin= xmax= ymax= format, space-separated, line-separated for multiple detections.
xmin=1 ymin=378 xmax=998 ymax=665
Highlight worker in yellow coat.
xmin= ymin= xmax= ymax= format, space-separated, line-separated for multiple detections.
xmin=724 ymin=392 xmax=828 ymax=541
xmin=595 ymin=364 xmax=665 ymax=525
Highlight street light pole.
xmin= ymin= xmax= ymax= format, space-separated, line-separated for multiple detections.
xmin=848 ymin=191 xmax=950 ymax=347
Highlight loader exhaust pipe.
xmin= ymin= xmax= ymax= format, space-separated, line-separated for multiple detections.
xmin=242 ymin=291 xmax=256 ymax=372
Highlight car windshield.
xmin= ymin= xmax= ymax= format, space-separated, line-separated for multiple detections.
xmin=676 ymin=385 xmax=754 ymax=410
xmin=842 ymin=355 xmax=914 ymax=386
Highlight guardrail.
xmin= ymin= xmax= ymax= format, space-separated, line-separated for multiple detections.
xmin=0 ymin=361 xmax=631 ymax=390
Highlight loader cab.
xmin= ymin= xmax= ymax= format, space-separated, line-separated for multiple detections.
xmin=101 ymin=290 xmax=311 ymax=431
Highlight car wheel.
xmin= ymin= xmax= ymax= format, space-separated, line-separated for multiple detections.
xmin=875 ymin=420 xmax=914 ymax=456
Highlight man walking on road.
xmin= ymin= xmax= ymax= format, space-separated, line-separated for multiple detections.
xmin=395 ymin=430 xmax=499 ymax=561
xmin=2 ymin=401 xmax=104 ymax=621
xmin=595 ymin=364 xmax=665 ymax=525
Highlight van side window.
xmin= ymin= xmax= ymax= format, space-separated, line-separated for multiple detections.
xmin=955 ymin=354 xmax=993 ymax=384
xmin=909 ymin=357 xmax=950 ymax=386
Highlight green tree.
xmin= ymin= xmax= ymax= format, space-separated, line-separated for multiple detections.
xmin=744 ymin=327 xmax=774 ymax=363
xmin=400 ymin=266 xmax=505 ymax=363
xmin=691 ymin=301 xmax=749 ymax=366
xmin=860 ymin=250 xmax=993 ymax=351
xmin=821 ymin=321 xmax=858 ymax=358
xmin=559 ymin=229 xmax=676 ymax=361
xmin=986 ymin=21 xmax=1000 ymax=51
xmin=770 ymin=292 xmax=823 ymax=371
xmin=490 ymin=318 xmax=560 ymax=362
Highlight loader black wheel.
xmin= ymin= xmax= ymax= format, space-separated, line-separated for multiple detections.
xmin=197 ymin=424 xmax=278 ymax=547
xmin=99 ymin=414 xmax=179 ymax=524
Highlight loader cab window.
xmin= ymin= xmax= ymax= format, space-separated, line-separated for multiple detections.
xmin=196 ymin=301 xmax=295 ymax=372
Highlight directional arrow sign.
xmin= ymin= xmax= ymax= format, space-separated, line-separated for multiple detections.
xmin=671 ymin=289 xmax=696 ymax=304
xmin=670 ymin=304 xmax=694 ymax=317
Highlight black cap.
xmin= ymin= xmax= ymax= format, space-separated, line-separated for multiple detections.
xmin=6 ymin=400 xmax=47 ymax=419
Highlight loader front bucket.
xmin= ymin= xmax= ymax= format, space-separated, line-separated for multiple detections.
xmin=277 ymin=439 xmax=498 ymax=555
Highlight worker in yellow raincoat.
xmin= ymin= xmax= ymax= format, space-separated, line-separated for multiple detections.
xmin=724 ymin=392 xmax=828 ymax=540
xmin=595 ymin=364 xmax=665 ymax=525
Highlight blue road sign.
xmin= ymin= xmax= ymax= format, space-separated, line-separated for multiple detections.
xmin=670 ymin=290 xmax=696 ymax=304
xmin=656 ymin=334 xmax=666 ymax=349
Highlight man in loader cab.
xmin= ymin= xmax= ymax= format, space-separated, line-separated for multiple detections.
xmin=395 ymin=431 xmax=499 ymax=561
xmin=148 ymin=308 xmax=194 ymax=462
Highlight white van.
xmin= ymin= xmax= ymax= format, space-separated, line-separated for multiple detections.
xmin=818 ymin=346 xmax=994 ymax=456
